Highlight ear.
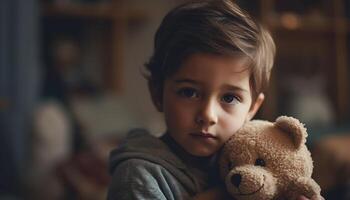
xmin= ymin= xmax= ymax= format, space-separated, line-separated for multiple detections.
xmin=148 ymin=81 xmax=163 ymax=112
xmin=246 ymin=93 xmax=265 ymax=121
xmin=275 ymin=116 xmax=307 ymax=149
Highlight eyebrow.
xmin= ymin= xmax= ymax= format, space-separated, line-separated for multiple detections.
xmin=174 ymin=78 xmax=249 ymax=93
xmin=174 ymin=78 xmax=199 ymax=85
xmin=223 ymin=84 xmax=249 ymax=93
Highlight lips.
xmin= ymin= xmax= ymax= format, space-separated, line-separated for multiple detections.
xmin=190 ymin=132 xmax=216 ymax=138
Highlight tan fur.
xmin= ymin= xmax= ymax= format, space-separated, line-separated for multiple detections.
xmin=219 ymin=116 xmax=321 ymax=200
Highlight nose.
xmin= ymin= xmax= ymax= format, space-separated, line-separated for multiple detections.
xmin=195 ymin=99 xmax=218 ymax=127
xmin=231 ymin=173 xmax=242 ymax=188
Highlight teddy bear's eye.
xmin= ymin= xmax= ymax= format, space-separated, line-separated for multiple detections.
xmin=255 ymin=158 xmax=266 ymax=167
xmin=227 ymin=161 xmax=234 ymax=169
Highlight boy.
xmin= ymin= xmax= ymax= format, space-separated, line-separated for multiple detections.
xmin=108 ymin=0 xmax=322 ymax=199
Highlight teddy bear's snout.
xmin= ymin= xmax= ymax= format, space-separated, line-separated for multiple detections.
xmin=226 ymin=166 xmax=277 ymax=197
xmin=231 ymin=173 xmax=242 ymax=187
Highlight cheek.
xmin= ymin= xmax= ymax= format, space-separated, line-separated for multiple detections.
xmin=164 ymin=99 xmax=194 ymax=128
xmin=220 ymin=109 xmax=249 ymax=138
xmin=221 ymin=118 xmax=244 ymax=134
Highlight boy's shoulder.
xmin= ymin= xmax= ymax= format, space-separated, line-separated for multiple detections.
xmin=111 ymin=158 xmax=168 ymax=182
xmin=109 ymin=129 xmax=190 ymax=183
xmin=109 ymin=129 xmax=186 ymax=171
xmin=108 ymin=158 xmax=185 ymax=200
xmin=108 ymin=153 xmax=194 ymax=199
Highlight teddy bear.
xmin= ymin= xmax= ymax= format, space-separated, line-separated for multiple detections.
xmin=219 ymin=116 xmax=321 ymax=200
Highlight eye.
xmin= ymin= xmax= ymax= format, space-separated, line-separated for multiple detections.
xmin=227 ymin=161 xmax=234 ymax=169
xmin=221 ymin=93 xmax=239 ymax=104
xmin=177 ymin=87 xmax=198 ymax=98
xmin=255 ymin=158 xmax=266 ymax=167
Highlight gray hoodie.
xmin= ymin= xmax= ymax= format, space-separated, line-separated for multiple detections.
xmin=107 ymin=129 xmax=218 ymax=200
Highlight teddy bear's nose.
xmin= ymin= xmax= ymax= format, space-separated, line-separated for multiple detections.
xmin=231 ymin=173 xmax=242 ymax=187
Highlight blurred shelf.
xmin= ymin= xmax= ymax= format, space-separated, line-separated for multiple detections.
xmin=40 ymin=2 xmax=149 ymax=94
xmin=41 ymin=2 xmax=147 ymax=22
xmin=42 ymin=2 xmax=115 ymax=19
xmin=263 ymin=15 xmax=350 ymax=33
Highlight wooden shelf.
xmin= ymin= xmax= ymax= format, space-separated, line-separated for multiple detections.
xmin=41 ymin=2 xmax=146 ymax=22
xmin=265 ymin=15 xmax=335 ymax=33
xmin=40 ymin=2 xmax=148 ymax=94
xmin=42 ymin=3 xmax=114 ymax=19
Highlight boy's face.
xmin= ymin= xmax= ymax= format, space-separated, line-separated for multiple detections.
xmin=158 ymin=53 xmax=264 ymax=157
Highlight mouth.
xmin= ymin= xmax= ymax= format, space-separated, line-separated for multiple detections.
xmin=236 ymin=183 xmax=264 ymax=196
xmin=190 ymin=132 xmax=216 ymax=139
xmin=232 ymin=175 xmax=265 ymax=196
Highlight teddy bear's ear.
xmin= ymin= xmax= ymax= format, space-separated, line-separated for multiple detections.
xmin=275 ymin=116 xmax=307 ymax=149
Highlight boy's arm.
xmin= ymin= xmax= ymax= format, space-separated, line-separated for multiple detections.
xmin=108 ymin=158 xmax=194 ymax=200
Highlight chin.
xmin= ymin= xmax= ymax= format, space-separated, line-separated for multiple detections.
xmin=188 ymin=148 xmax=216 ymax=157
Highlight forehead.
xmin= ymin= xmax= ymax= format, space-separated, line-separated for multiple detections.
xmin=171 ymin=53 xmax=252 ymax=88
xmin=181 ymin=53 xmax=251 ymax=72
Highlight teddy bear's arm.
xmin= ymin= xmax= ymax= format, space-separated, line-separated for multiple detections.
xmin=285 ymin=177 xmax=321 ymax=200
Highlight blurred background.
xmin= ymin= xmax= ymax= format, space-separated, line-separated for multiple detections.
xmin=1 ymin=0 xmax=350 ymax=199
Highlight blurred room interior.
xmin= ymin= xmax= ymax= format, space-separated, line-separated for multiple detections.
xmin=1 ymin=0 xmax=350 ymax=199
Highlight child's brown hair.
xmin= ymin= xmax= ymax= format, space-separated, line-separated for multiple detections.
xmin=145 ymin=0 xmax=275 ymax=104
